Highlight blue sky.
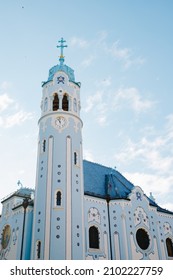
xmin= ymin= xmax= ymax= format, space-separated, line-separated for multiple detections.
xmin=0 ymin=0 xmax=173 ymax=212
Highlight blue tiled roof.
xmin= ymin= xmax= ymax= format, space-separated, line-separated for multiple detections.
xmin=42 ymin=63 xmax=80 ymax=87
xmin=83 ymin=160 xmax=134 ymax=199
xmin=16 ymin=188 xmax=34 ymax=197
xmin=83 ymin=160 xmax=173 ymax=215
xmin=1 ymin=188 xmax=34 ymax=203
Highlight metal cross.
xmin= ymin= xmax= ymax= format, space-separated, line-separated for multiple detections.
xmin=57 ymin=38 xmax=67 ymax=64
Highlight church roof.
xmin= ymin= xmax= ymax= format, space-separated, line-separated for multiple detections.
xmin=1 ymin=187 xmax=34 ymax=203
xmin=45 ymin=64 xmax=75 ymax=84
xmin=83 ymin=160 xmax=134 ymax=199
xmin=42 ymin=63 xmax=81 ymax=88
xmin=42 ymin=38 xmax=80 ymax=87
xmin=83 ymin=160 xmax=173 ymax=215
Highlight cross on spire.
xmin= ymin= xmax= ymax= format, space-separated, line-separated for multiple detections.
xmin=57 ymin=37 xmax=68 ymax=65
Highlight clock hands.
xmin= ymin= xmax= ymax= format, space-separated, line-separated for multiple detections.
xmin=55 ymin=117 xmax=66 ymax=129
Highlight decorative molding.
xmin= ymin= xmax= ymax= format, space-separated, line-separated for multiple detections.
xmin=88 ymin=207 xmax=101 ymax=224
xmin=134 ymin=207 xmax=149 ymax=228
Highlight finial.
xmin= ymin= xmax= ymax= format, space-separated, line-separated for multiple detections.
xmin=57 ymin=37 xmax=68 ymax=65
xmin=149 ymin=192 xmax=156 ymax=202
xmin=17 ymin=180 xmax=23 ymax=188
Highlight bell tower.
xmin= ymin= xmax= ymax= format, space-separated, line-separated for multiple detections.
xmin=32 ymin=38 xmax=85 ymax=260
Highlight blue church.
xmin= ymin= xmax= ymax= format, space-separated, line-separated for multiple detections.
xmin=0 ymin=39 xmax=173 ymax=260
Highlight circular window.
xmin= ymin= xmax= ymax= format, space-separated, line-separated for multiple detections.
xmin=136 ymin=228 xmax=150 ymax=250
xmin=1 ymin=225 xmax=11 ymax=249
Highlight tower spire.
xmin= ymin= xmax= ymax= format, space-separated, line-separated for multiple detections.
xmin=57 ymin=37 xmax=68 ymax=65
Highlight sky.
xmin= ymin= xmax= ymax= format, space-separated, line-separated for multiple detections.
xmin=0 ymin=0 xmax=173 ymax=213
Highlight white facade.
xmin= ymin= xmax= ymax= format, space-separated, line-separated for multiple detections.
xmin=83 ymin=184 xmax=173 ymax=260
xmin=0 ymin=39 xmax=173 ymax=260
xmin=32 ymin=58 xmax=85 ymax=260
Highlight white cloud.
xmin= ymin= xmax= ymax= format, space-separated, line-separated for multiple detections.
xmin=83 ymin=149 xmax=95 ymax=162
xmin=114 ymin=87 xmax=154 ymax=113
xmin=115 ymin=134 xmax=173 ymax=176
xmin=114 ymin=112 xmax=173 ymax=209
xmin=18 ymin=169 xmax=25 ymax=175
xmin=160 ymin=202 xmax=173 ymax=212
xmin=81 ymin=55 xmax=95 ymax=68
xmin=96 ymin=115 xmax=107 ymax=126
xmin=84 ymin=91 xmax=103 ymax=113
xmin=83 ymin=90 xmax=109 ymax=127
xmin=0 ymin=81 xmax=11 ymax=91
xmin=83 ymin=86 xmax=154 ymax=128
xmin=97 ymin=30 xmax=108 ymax=43
xmin=70 ymin=35 xmax=145 ymax=70
xmin=124 ymin=172 xmax=172 ymax=195
xmin=124 ymin=171 xmax=173 ymax=212
xmin=165 ymin=114 xmax=173 ymax=140
xmin=0 ymin=86 xmax=34 ymax=128
xmin=0 ymin=116 xmax=4 ymax=126
xmin=0 ymin=94 xmax=14 ymax=112
xmin=166 ymin=113 xmax=173 ymax=127
xmin=70 ymin=37 xmax=89 ymax=48
xmin=69 ymin=33 xmax=146 ymax=74
xmin=4 ymin=110 xmax=34 ymax=128
xmin=108 ymin=40 xmax=131 ymax=60
xmin=105 ymin=40 xmax=145 ymax=69
xmin=124 ymin=56 xmax=146 ymax=69
xmin=145 ymin=150 xmax=173 ymax=174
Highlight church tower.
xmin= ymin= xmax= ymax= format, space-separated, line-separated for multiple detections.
xmin=32 ymin=38 xmax=85 ymax=260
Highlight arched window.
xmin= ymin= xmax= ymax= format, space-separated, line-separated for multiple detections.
xmin=166 ymin=238 xmax=173 ymax=257
xmin=136 ymin=228 xmax=150 ymax=250
xmin=73 ymin=98 xmax=77 ymax=112
xmin=42 ymin=140 xmax=46 ymax=152
xmin=44 ymin=97 xmax=48 ymax=111
xmin=62 ymin=94 xmax=69 ymax=111
xmin=74 ymin=152 xmax=78 ymax=165
xmin=56 ymin=191 xmax=62 ymax=206
xmin=36 ymin=240 xmax=41 ymax=259
xmin=89 ymin=226 xmax=99 ymax=249
xmin=53 ymin=93 xmax=59 ymax=111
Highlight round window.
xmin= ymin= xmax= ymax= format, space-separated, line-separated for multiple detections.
xmin=136 ymin=228 xmax=150 ymax=250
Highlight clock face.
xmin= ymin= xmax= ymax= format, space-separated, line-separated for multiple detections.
xmin=55 ymin=116 xmax=67 ymax=129
xmin=1 ymin=225 xmax=11 ymax=249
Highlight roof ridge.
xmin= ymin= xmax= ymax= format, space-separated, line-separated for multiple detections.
xmin=83 ymin=159 xmax=114 ymax=170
